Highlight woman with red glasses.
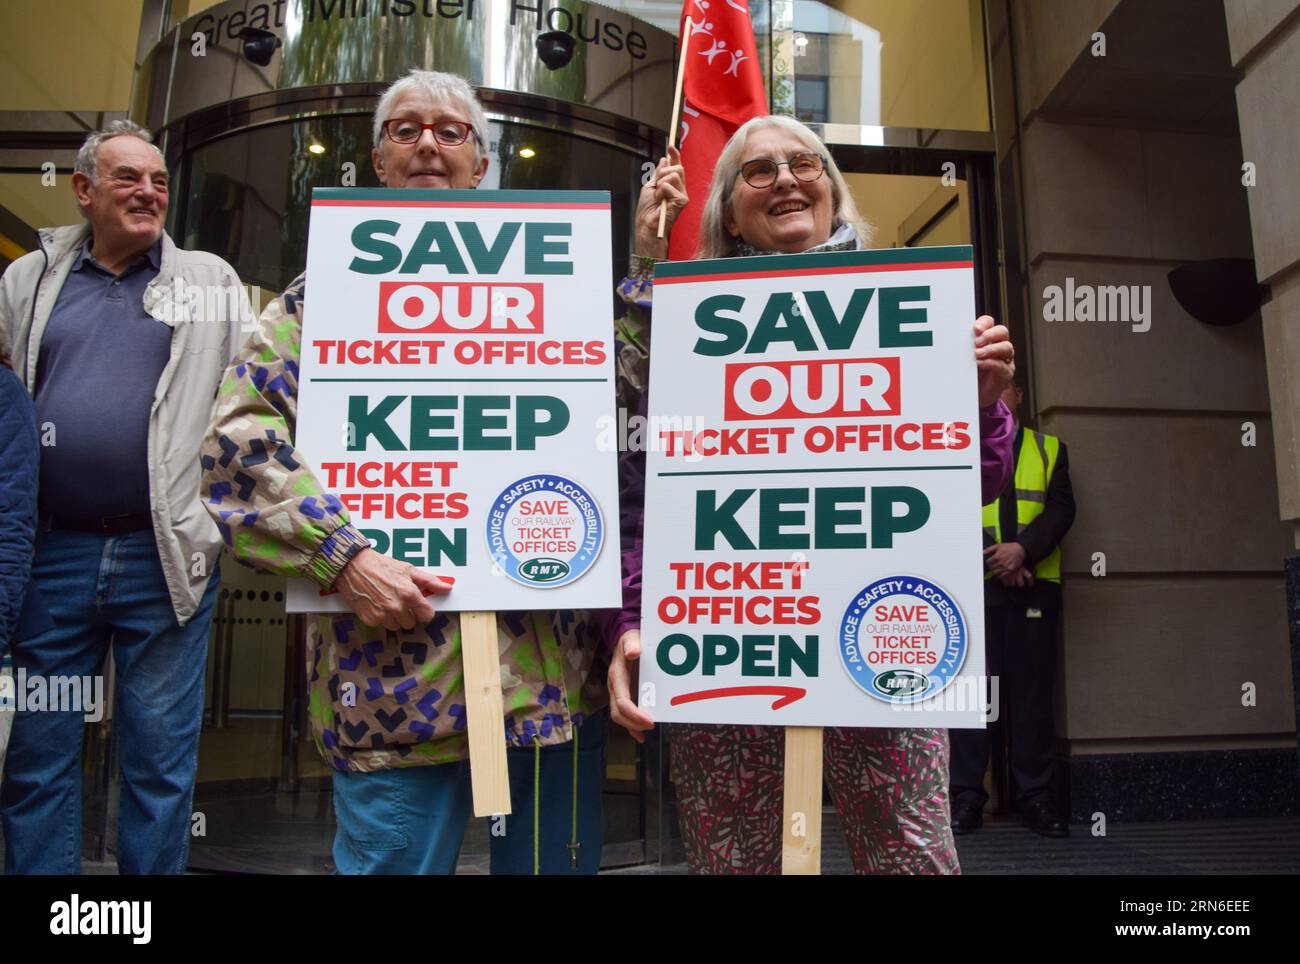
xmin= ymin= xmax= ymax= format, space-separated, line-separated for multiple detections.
xmin=201 ymin=69 xmax=611 ymax=875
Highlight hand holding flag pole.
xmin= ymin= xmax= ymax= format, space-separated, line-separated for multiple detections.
xmin=654 ymin=3 xmax=821 ymax=875
xmin=659 ymin=0 xmax=767 ymax=262
xmin=657 ymin=16 xmax=693 ymax=241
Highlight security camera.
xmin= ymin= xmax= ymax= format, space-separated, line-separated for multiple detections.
xmin=536 ymin=30 xmax=576 ymax=70
xmin=237 ymin=27 xmax=283 ymax=67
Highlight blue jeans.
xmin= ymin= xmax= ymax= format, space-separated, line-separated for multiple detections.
xmin=332 ymin=709 xmax=608 ymax=874
xmin=0 ymin=528 xmax=218 ymax=874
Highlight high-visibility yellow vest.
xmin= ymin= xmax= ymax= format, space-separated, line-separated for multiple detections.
xmin=982 ymin=427 xmax=1062 ymax=583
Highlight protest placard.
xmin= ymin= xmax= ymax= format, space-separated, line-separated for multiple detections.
xmin=287 ymin=187 xmax=622 ymax=815
xmin=286 ymin=188 xmax=622 ymax=615
xmin=639 ymin=245 xmax=988 ymax=731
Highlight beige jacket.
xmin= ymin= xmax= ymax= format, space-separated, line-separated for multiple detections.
xmin=0 ymin=223 xmax=252 ymax=624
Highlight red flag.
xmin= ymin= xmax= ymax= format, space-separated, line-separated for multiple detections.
xmin=669 ymin=0 xmax=769 ymax=261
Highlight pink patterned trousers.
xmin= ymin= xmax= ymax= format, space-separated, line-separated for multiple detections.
xmin=669 ymin=723 xmax=961 ymax=875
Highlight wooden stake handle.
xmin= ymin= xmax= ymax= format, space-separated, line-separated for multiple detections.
xmin=461 ymin=610 xmax=512 ymax=816
xmin=657 ymin=16 xmax=693 ymax=240
xmin=782 ymin=726 xmax=823 ymax=874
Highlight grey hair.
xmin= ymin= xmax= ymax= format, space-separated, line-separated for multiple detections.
xmin=697 ymin=115 xmax=871 ymax=260
xmin=372 ymin=69 xmax=489 ymax=161
xmin=74 ymin=120 xmax=163 ymax=183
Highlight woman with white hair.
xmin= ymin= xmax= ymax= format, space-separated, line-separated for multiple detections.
xmin=202 ymin=69 xmax=611 ymax=875
xmin=606 ymin=114 xmax=1016 ymax=874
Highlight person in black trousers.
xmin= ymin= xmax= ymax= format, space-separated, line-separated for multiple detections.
xmin=950 ymin=381 xmax=1076 ymax=837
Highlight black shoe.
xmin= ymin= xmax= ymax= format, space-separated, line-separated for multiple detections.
xmin=951 ymin=802 xmax=983 ymax=835
xmin=1022 ymin=799 xmax=1068 ymax=838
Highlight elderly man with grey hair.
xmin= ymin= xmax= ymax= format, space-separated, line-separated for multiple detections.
xmin=0 ymin=120 xmax=250 ymax=874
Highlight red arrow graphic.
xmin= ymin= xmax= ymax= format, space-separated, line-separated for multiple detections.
xmin=670 ymin=686 xmax=807 ymax=710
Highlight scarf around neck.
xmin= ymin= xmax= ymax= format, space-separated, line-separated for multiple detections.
xmin=732 ymin=220 xmax=861 ymax=258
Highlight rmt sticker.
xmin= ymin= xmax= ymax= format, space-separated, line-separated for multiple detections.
xmin=839 ymin=575 xmax=967 ymax=703
xmin=487 ymin=474 xmax=603 ymax=588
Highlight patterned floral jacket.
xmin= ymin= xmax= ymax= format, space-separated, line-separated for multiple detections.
xmin=200 ymin=272 xmax=620 ymax=773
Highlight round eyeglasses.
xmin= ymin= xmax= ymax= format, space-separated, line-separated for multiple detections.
xmin=382 ymin=119 xmax=477 ymax=147
xmin=737 ymin=152 xmax=827 ymax=189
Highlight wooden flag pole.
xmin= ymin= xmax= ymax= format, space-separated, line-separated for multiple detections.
xmin=461 ymin=610 xmax=512 ymax=816
xmin=782 ymin=726 xmax=823 ymax=874
xmin=657 ymin=16 xmax=693 ymax=240
xmin=654 ymin=13 xmax=822 ymax=875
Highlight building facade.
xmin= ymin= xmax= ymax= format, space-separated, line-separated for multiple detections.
xmin=0 ymin=0 xmax=1295 ymax=871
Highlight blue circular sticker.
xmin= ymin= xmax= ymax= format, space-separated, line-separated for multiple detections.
xmin=486 ymin=474 xmax=603 ymax=589
xmin=839 ymin=576 xmax=967 ymax=704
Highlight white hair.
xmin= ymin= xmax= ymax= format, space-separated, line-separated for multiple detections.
xmin=697 ymin=115 xmax=871 ymax=260
xmin=74 ymin=120 xmax=164 ymax=184
xmin=372 ymin=69 xmax=489 ymax=161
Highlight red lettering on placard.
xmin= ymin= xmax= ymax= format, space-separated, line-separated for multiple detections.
xmin=518 ymin=499 xmax=572 ymax=515
xmin=873 ymin=604 xmax=930 ymax=621
xmin=378 ymin=282 xmax=544 ymax=334
xmin=723 ymin=356 xmax=900 ymax=421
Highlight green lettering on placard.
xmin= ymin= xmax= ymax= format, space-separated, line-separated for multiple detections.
xmin=392 ymin=528 xmax=422 ymax=562
xmin=742 ymin=635 xmax=776 ymax=676
xmin=694 ymin=489 xmax=756 ymax=550
xmin=693 ymin=288 xmax=882 ymax=355
xmin=693 ymin=486 xmax=931 ymax=550
xmin=409 ymin=396 xmax=458 ymax=451
xmin=879 ymin=285 xmax=933 ymax=347
xmin=428 ymin=527 xmax=467 ymax=565
xmin=349 ymin=220 xmax=402 ymax=274
xmin=814 ymin=487 xmax=867 ymax=548
xmin=656 ymin=633 xmax=817 ymax=678
xmin=870 ymin=486 xmax=930 ymax=547
xmin=457 ymin=221 xmax=520 ymax=274
xmin=464 ymin=395 xmax=511 ymax=450
xmin=401 ymin=221 xmax=469 ymax=274
xmin=348 ymin=395 xmax=405 ymax=451
xmin=377 ymin=527 xmax=468 ymax=566
xmin=347 ymin=394 xmax=569 ymax=452
xmin=747 ymin=292 xmax=817 ymax=353
xmin=516 ymin=395 xmax=569 ymax=449
xmin=693 ymin=294 xmax=747 ymax=356
xmin=779 ymin=634 xmax=818 ymax=677
xmin=702 ymin=634 xmax=740 ymax=674
xmin=805 ymin=288 xmax=875 ymax=349
xmin=658 ymin=634 xmax=698 ymax=676
xmin=758 ymin=487 xmax=808 ymax=549
xmin=524 ymin=222 xmax=573 ymax=274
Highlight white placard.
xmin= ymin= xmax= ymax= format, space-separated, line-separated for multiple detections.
xmin=286 ymin=188 xmax=621 ymax=613
xmin=638 ymin=245 xmax=988 ymax=728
